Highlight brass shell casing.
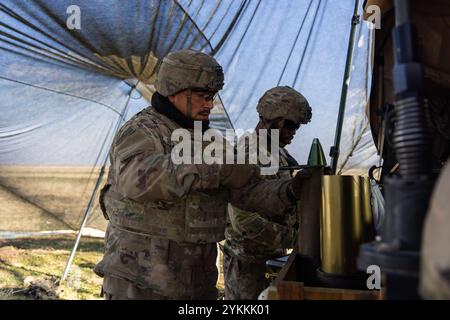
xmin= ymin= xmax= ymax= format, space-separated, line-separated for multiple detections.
xmin=321 ymin=175 xmax=374 ymax=275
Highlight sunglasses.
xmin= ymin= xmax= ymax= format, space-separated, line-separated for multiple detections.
xmin=190 ymin=89 xmax=218 ymax=101
xmin=283 ymin=120 xmax=301 ymax=130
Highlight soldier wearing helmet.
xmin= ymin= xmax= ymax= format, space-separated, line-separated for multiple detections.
xmin=94 ymin=51 xmax=311 ymax=300
xmin=155 ymin=50 xmax=225 ymax=121
xmin=223 ymin=86 xmax=312 ymax=300
xmin=256 ymin=86 xmax=311 ymax=147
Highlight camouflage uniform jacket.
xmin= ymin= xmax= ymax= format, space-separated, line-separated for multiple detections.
xmin=224 ymin=131 xmax=298 ymax=263
xmin=94 ymin=105 xmax=296 ymax=298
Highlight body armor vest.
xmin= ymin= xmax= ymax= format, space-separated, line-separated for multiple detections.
xmin=102 ymin=108 xmax=228 ymax=243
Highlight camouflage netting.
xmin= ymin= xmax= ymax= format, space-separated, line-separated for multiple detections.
xmin=0 ymin=0 xmax=377 ymax=234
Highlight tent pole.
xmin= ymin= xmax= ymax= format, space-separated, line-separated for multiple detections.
xmin=61 ymin=85 xmax=136 ymax=282
xmin=329 ymin=0 xmax=360 ymax=174
xmin=61 ymin=164 xmax=107 ymax=282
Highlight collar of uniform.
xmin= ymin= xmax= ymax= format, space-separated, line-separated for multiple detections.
xmin=151 ymin=92 xmax=210 ymax=131
xmin=280 ymin=148 xmax=299 ymax=167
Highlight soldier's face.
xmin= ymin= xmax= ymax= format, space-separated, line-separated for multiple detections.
xmin=169 ymin=89 xmax=215 ymax=120
xmin=271 ymin=118 xmax=300 ymax=146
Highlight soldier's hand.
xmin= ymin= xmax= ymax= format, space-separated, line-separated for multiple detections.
xmin=288 ymin=168 xmax=312 ymax=201
xmin=281 ymin=228 xmax=298 ymax=249
xmin=220 ymin=164 xmax=260 ymax=189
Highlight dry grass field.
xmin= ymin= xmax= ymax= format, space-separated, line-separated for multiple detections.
xmin=0 ymin=166 xmax=107 ymax=299
xmin=0 ymin=235 xmax=225 ymax=300
xmin=0 ymin=166 xmax=225 ymax=300
xmin=0 ymin=166 xmax=108 ymax=232
xmin=0 ymin=235 xmax=104 ymax=300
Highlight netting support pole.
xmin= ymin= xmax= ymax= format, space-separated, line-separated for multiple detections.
xmin=329 ymin=0 xmax=360 ymax=174
xmin=61 ymin=85 xmax=136 ymax=282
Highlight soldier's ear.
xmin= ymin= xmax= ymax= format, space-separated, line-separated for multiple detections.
xmin=167 ymin=95 xmax=176 ymax=104
xmin=268 ymin=117 xmax=284 ymax=130
xmin=259 ymin=117 xmax=272 ymax=129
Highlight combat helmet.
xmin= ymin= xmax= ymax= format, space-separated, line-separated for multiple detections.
xmin=155 ymin=49 xmax=224 ymax=97
xmin=257 ymin=86 xmax=312 ymax=124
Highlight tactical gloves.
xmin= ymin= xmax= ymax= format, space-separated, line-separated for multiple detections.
xmin=219 ymin=164 xmax=260 ymax=189
xmin=287 ymin=168 xmax=312 ymax=202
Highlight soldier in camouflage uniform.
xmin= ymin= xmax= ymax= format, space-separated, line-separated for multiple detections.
xmin=94 ymin=50 xmax=311 ymax=300
xmin=223 ymin=86 xmax=312 ymax=300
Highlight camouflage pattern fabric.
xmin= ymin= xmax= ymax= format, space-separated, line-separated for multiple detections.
xmin=224 ymin=205 xmax=297 ymax=262
xmin=95 ymin=224 xmax=219 ymax=299
xmin=420 ymin=160 xmax=450 ymax=299
xmin=257 ymin=86 xmax=312 ymax=124
xmin=223 ymin=132 xmax=298 ymax=299
xmin=94 ymin=106 xmax=296 ymax=299
xmin=103 ymin=276 xmax=171 ymax=300
xmin=222 ymin=250 xmax=269 ymax=300
xmin=155 ymin=49 xmax=224 ymax=97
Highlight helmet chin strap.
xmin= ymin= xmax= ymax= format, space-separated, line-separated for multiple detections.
xmin=186 ymin=89 xmax=193 ymax=119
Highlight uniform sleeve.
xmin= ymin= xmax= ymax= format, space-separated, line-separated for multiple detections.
xmin=228 ymin=204 xmax=297 ymax=249
xmin=229 ymin=177 xmax=295 ymax=217
xmin=112 ymin=123 xmax=221 ymax=202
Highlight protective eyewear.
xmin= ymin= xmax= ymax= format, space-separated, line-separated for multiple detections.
xmin=283 ymin=120 xmax=301 ymax=130
xmin=191 ymin=89 xmax=218 ymax=101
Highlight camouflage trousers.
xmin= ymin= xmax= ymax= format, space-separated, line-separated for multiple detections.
xmin=95 ymin=225 xmax=220 ymax=299
xmin=102 ymin=269 xmax=218 ymax=300
xmin=102 ymin=276 xmax=169 ymax=300
xmin=222 ymin=251 xmax=269 ymax=300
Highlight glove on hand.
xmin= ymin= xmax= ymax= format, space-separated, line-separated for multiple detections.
xmin=287 ymin=168 xmax=312 ymax=201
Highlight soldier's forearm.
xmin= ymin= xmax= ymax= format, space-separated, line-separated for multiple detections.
xmin=229 ymin=178 xmax=295 ymax=217
xmin=247 ymin=222 xmax=292 ymax=248
xmin=118 ymin=153 xmax=222 ymax=202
